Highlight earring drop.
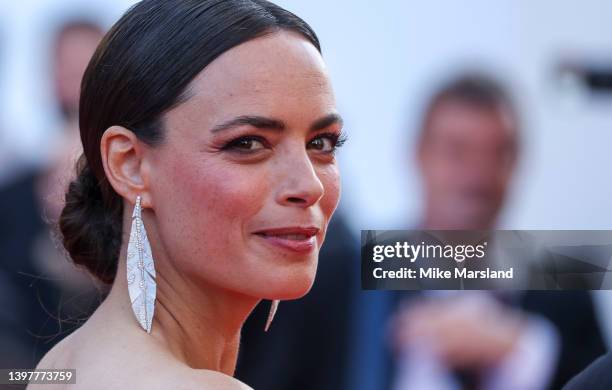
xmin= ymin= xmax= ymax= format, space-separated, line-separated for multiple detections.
xmin=126 ymin=195 xmax=157 ymax=333
xmin=264 ymin=299 xmax=279 ymax=332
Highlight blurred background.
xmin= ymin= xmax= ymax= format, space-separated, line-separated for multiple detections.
xmin=1 ymin=1 xmax=611 ymax=389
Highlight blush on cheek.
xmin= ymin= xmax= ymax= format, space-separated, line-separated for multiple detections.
xmin=171 ymin=163 xmax=266 ymax=241
xmin=158 ymin=157 xmax=271 ymax=277
xmin=317 ymin=164 xmax=341 ymax=217
xmin=197 ymin=163 xmax=268 ymax=219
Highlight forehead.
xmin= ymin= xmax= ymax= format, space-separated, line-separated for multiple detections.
xmin=57 ymin=26 xmax=102 ymax=48
xmin=428 ymin=101 xmax=517 ymax=144
xmin=167 ymin=31 xmax=334 ymax=129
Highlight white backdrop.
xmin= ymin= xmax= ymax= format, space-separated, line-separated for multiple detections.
xmin=2 ymin=0 xmax=612 ymax=342
xmin=4 ymin=0 xmax=611 ymax=230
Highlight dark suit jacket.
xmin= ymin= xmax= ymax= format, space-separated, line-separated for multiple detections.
xmin=0 ymin=170 xmax=100 ymax=368
xmin=563 ymin=351 xmax=612 ymax=389
xmin=0 ymin=170 xmax=59 ymax=368
xmin=522 ymin=291 xmax=606 ymax=390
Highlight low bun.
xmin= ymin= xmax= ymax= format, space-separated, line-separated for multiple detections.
xmin=59 ymin=155 xmax=123 ymax=284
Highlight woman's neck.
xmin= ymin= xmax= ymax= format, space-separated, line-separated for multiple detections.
xmin=102 ymin=244 xmax=260 ymax=376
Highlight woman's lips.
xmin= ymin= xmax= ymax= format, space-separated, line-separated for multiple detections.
xmin=253 ymin=227 xmax=319 ymax=254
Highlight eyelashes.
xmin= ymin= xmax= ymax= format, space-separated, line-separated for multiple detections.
xmin=220 ymin=131 xmax=348 ymax=155
xmin=221 ymin=135 xmax=269 ymax=153
xmin=307 ymin=131 xmax=348 ymax=153
xmin=320 ymin=131 xmax=348 ymax=150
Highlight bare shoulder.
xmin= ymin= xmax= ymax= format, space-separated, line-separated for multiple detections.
xmin=32 ymin=330 xmax=77 ymax=370
xmin=158 ymin=366 xmax=253 ymax=390
xmin=26 ymin=332 xmax=75 ymax=389
xmin=28 ymin=316 xmax=251 ymax=389
xmin=30 ymin=347 xmax=251 ymax=390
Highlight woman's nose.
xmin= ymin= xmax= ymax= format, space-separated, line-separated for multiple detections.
xmin=275 ymin=153 xmax=324 ymax=208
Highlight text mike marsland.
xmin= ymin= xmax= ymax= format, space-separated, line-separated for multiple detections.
xmin=372 ymin=267 xmax=514 ymax=280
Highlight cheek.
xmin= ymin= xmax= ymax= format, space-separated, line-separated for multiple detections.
xmin=317 ymin=163 xmax=341 ymax=224
xmin=154 ymin=154 xmax=268 ymax=269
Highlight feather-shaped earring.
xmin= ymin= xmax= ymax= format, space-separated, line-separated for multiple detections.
xmin=126 ymin=195 xmax=157 ymax=333
xmin=264 ymin=299 xmax=279 ymax=332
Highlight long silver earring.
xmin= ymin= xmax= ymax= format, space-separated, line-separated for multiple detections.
xmin=126 ymin=195 xmax=157 ymax=333
xmin=264 ymin=299 xmax=279 ymax=332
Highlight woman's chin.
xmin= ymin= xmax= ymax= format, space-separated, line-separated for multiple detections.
xmin=263 ymin=269 xmax=317 ymax=300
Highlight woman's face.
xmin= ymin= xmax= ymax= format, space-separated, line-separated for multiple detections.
xmin=145 ymin=31 xmax=342 ymax=300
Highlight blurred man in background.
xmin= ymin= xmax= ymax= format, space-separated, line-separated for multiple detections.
xmin=54 ymin=21 xmax=102 ymax=126
xmin=386 ymin=74 xmax=606 ymax=390
xmin=0 ymin=19 xmax=104 ymax=369
xmin=416 ymin=74 xmax=517 ymax=231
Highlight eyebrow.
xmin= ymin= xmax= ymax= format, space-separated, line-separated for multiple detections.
xmin=310 ymin=113 xmax=343 ymax=132
xmin=210 ymin=113 xmax=343 ymax=133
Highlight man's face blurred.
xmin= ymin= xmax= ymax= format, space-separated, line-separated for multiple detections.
xmin=54 ymin=26 xmax=103 ymax=118
xmin=418 ymin=100 xmax=518 ymax=229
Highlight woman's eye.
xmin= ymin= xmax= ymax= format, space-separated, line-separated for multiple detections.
xmin=308 ymin=132 xmax=346 ymax=154
xmin=309 ymin=137 xmax=332 ymax=152
xmin=223 ymin=136 xmax=267 ymax=152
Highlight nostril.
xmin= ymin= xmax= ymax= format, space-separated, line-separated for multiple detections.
xmin=287 ymin=197 xmax=306 ymax=204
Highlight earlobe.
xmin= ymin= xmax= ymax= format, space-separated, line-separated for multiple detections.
xmin=100 ymin=126 xmax=151 ymax=206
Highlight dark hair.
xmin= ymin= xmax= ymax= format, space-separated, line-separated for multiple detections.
xmin=59 ymin=0 xmax=320 ymax=284
xmin=419 ymin=72 xmax=519 ymax=143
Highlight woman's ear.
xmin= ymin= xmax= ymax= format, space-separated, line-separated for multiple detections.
xmin=100 ymin=126 xmax=152 ymax=207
